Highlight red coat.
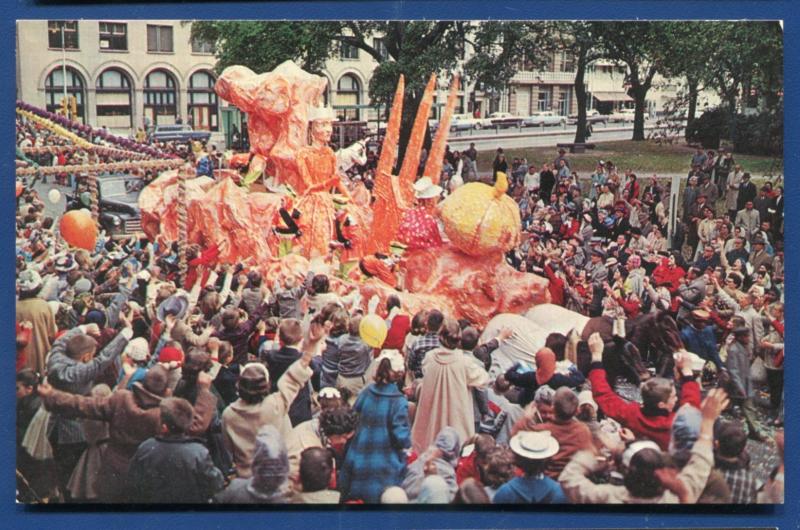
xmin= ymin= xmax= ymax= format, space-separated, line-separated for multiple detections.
xmin=589 ymin=365 xmax=700 ymax=451
xmin=652 ymin=260 xmax=685 ymax=293
xmin=544 ymin=264 xmax=565 ymax=306
xmin=382 ymin=313 xmax=411 ymax=350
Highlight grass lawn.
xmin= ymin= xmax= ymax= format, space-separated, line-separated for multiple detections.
xmin=476 ymin=140 xmax=783 ymax=178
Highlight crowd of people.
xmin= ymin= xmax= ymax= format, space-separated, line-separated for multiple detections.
xmin=15 ymin=120 xmax=785 ymax=505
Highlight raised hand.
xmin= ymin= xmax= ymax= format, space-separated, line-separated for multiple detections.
xmin=588 ymin=332 xmax=604 ymax=363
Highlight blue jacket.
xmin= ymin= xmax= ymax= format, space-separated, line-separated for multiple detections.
xmin=493 ymin=474 xmax=567 ymax=504
xmin=339 ymin=382 xmax=411 ymax=503
xmin=680 ymin=325 xmax=722 ymax=368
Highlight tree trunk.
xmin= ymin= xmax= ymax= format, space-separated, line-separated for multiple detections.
xmin=573 ymin=51 xmax=588 ymax=144
xmin=632 ymin=87 xmax=647 ymax=141
xmin=728 ymin=95 xmax=738 ymax=147
xmin=686 ymin=79 xmax=698 ymax=130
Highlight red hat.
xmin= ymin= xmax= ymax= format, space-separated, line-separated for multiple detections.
xmin=535 ymin=348 xmax=557 ymax=386
xmin=158 ymin=346 xmax=184 ymax=365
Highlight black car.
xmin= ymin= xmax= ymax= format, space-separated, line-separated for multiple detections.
xmin=66 ymin=174 xmax=143 ymax=238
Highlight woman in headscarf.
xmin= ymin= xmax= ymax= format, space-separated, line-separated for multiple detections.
xmin=214 ymin=425 xmax=291 ymax=503
xmin=338 ymin=350 xmax=411 ymax=503
xmin=503 ymin=347 xmax=585 ymax=407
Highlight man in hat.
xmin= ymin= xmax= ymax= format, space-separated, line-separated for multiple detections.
xmin=675 ymin=267 xmax=706 ymax=325
xmin=736 ymin=174 xmax=757 ymax=212
xmin=748 ymin=237 xmax=773 ymax=271
xmin=680 ymin=309 xmax=723 ymax=370
xmin=735 ymin=200 xmax=760 ymax=242
xmin=16 ymin=269 xmax=56 ymax=376
xmin=725 ymin=326 xmax=766 ymax=441
xmin=586 ymin=249 xmax=608 ymax=317
xmin=492 ymin=431 xmax=566 ymax=503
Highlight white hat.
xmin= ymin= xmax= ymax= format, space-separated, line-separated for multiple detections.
xmin=577 ymin=390 xmax=597 ymax=411
xmin=318 ymin=387 xmax=341 ymax=399
xmin=124 ymin=337 xmax=150 ymax=362
xmin=413 ymin=177 xmax=443 ymax=200
xmin=18 ymin=269 xmax=43 ymax=292
xmin=307 ymin=106 xmax=335 ymax=122
xmin=381 ymin=486 xmax=409 ymax=504
xmin=621 ymin=440 xmax=662 ymax=468
xmin=377 ymin=349 xmax=404 ymax=372
xmin=509 ymin=431 xmax=559 ymax=460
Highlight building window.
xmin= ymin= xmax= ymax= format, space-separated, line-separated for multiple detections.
xmin=47 ymin=20 xmax=79 ymax=50
xmin=556 ymin=87 xmax=571 ymax=116
xmin=373 ymin=38 xmax=389 ymax=61
xmin=99 ymin=22 xmax=127 ymax=51
xmin=188 ymin=70 xmax=218 ymax=131
xmin=339 ymin=41 xmax=359 ymax=60
xmin=559 ymin=51 xmax=575 ymax=72
xmin=147 ymin=25 xmax=173 ymax=53
xmin=45 ymin=66 xmax=85 ymax=122
xmin=456 ymin=96 xmax=465 ymax=115
xmin=334 ymin=74 xmax=361 ymax=120
xmin=537 ymin=89 xmax=550 ymax=111
xmin=144 ymin=69 xmax=178 ymax=126
xmin=191 ymin=37 xmax=214 ymax=54
xmin=95 ymin=68 xmax=133 ymax=129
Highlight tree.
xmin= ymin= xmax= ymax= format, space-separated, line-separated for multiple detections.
xmin=190 ymin=21 xmax=342 ymax=74
xmin=550 ymin=22 xmax=605 ymax=144
xmin=595 ymin=22 xmax=667 ymax=141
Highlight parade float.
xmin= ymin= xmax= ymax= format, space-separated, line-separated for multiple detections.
xmin=135 ymin=61 xmax=550 ymax=326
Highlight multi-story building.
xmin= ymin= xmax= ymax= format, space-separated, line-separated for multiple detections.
xmin=16 ymin=20 xmax=224 ymax=143
xmin=16 ymin=20 xmax=719 ymax=148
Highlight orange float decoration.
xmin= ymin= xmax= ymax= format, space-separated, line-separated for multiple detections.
xmin=60 ymin=210 xmax=98 ymax=251
xmin=440 ymin=172 xmax=521 ymax=256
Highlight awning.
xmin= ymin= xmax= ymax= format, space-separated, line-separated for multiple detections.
xmin=591 ymin=91 xmax=633 ymax=102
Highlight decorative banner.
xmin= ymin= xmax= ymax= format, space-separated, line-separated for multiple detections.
xmin=16 ymin=158 xmax=185 ymax=177
xmin=16 ymin=101 xmax=176 ymax=159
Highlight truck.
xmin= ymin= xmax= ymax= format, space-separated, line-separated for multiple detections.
xmin=148 ymin=124 xmax=212 ymax=143
xmin=66 ymin=173 xmax=143 ymax=238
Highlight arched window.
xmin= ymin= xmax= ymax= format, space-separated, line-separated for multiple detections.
xmin=45 ymin=66 xmax=86 ymax=123
xmin=95 ymin=68 xmax=133 ymax=129
xmin=143 ymin=69 xmax=178 ymax=126
xmin=187 ymin=70 xmax=218 ymax=131
xmin=334 ymin=74 xmax=361 ymax=121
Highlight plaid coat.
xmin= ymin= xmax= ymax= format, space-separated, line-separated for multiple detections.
xmin=339 ymin=382 xmax=410 ymax=503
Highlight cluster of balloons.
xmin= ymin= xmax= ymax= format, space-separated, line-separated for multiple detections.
xmin=16 ymin=101 xmax=176 ymax=159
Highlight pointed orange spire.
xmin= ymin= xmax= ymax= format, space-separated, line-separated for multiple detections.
xmin=398 ymin=73 xmax=436 ymax=205
xmin=375 ymin=75 xmax=405 ymax=182
xmin=424 ymin=75 xmax=460 ymax=185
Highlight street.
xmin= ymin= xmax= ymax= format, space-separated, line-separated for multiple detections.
xmin=446 ymin=120 xmax=674 ymax=151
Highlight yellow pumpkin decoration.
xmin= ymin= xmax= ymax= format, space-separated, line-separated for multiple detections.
xmin=440 ymin=172 xmax=521 ymax=257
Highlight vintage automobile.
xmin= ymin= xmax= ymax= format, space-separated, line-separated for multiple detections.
xmin=608 ymin=108 xmax=637 ymax=123
xmin=66 ymin=173 xmax=143 ymax=238
xmin=567 ymin=109 xmax=609 ymax=125
xmin=489 ymin=112 xmax=525 ymax=128
xmin=148 ymin=124 xmax=212 ymax=143
xmin=522 ymin=111 xmax=568 ymax=127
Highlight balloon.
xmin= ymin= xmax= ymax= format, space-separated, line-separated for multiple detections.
xmin=47 ymin=188 xmax=61 ymax=204
xmin=60 ymin=210 xmax=97 ymax=251
xmin=359 ymin=314 xmax=388 ymax=348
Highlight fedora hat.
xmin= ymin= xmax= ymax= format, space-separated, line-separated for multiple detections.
xmin=55 ymin=255 xmax=78 ymax=273
xmin=509 ymin=431 xmax=559 ymax=460
xmin=156 ymin=292 xmax=190 ymax=321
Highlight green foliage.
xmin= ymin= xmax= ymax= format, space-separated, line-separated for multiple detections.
xmin=190 ymin=21 xmax=342 ymax=75
xmin=734 ymin=106 xmax=783 ymax=157
xmin=685 ymin=108 xmax=728 ymax=149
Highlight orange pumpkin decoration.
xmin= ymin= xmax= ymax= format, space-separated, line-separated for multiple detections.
xmin=440 ymin=172 xmax=521 ymax=257
xmin=60 ymin=210 xmax=98 ymax=251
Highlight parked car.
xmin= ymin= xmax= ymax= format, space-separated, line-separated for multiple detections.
xmin=66 ymin=173 xmax=143 ymax=238
xmin=567 ymin=109 xmax=609 ymax=125
xmin=148 ymin=124 xmax=211 ymax=143
xmin=489 ymin=112 xmax=524 ymax=128
xmin=609 ymin=108 xmax=636 ymax=123
xmin=522 ymin=111 xmax=567 ymax=127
